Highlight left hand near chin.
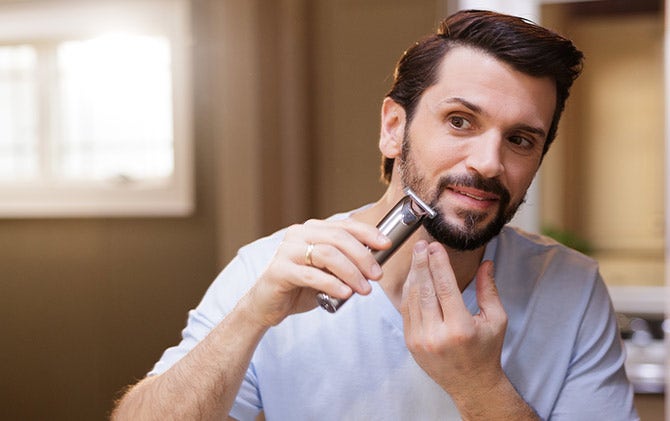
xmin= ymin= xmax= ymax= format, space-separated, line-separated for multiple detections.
xmin=400 ymin=240 xmax=508 ymax=396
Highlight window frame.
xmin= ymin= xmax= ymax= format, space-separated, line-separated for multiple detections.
xmin=0 ymin=0 xmax=194 ymax=217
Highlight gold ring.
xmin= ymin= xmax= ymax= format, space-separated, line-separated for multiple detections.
xmin=305 ymin=243 xmax=315 ymax=266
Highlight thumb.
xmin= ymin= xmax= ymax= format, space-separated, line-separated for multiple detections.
xmin=475 ymin=260 xmax=506 ymax=325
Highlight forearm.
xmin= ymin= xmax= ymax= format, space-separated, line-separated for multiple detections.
xmin=112 ymin=296 xmax=268 ymax=420
xmin=451 ymin=375 xmax=540 ymax=421
xmin=113 ymin=218 xmax=388 ymax=419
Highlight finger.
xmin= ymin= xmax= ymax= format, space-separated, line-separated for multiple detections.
xmin=403 ymin=241 xmax=439 ymax=326
xmin=271 ymin=247 xmax=354 ymax=299
xmin=425 ymin=242 xmax=469 ymax=320
xmin=304 ymin=218 xmax=392 ymax=254
xmin=301 ymin=265 xmax=354 ymax=299
xmin=298 ymin=219 xmax=390 ymax=281
xmin=474 ymin=260 xmax=507 ymax=326
xmin=304 ymin=242 xmax=372 ymax=295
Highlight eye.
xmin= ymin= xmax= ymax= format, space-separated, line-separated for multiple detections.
xmin=448 ymin=115 xmax=472 ymax=130
xmin=508 ymin=135 xmax=536 ymax=151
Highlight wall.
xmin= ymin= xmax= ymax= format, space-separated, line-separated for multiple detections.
xmin=311 ymin=0 xmax=444 ymax=217
xmin=0 ymin=0 xmax=446 ymax=418
xmin=0 ymin=1 xmax=220 ymax=419
xmin=541 ymin=4 xmax=665 ymax=287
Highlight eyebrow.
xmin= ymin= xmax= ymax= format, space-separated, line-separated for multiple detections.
xmin=444 ymin=97 xmax=482 ymax=114
xmin=514 ymin=123 xmax=547 ymax=140
xmin=443 ymin=96 xmax=548 ymax=140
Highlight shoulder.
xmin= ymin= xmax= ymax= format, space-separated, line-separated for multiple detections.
xmin=493 ymin=225 xmax=603 ymax=308
xmin=497 ymin=225 xmax=598 ymax=274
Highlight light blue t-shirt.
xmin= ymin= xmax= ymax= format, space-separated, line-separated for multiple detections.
xmin=150 ymin=215 xmax=638 ymax=421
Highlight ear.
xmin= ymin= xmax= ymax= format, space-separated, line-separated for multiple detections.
xmin=379 ymin=97 xmax=406 ymax=159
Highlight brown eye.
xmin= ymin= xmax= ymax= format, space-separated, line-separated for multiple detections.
xmin=509 ymin=135 xmax=533 ymax=149
xmin=449 ymin=116 xmax=472 ymax=130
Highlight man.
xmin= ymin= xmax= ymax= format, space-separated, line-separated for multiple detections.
xmin=114 ymin=10 xmax=638 ymax=420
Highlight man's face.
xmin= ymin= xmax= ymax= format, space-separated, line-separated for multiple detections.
xmin=393 ymin=46 xmax=556 ymax=250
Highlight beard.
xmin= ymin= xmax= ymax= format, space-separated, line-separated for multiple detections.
xmin=398 ymin=133 xmax=524 ymax=251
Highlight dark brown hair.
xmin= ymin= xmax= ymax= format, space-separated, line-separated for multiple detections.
xmin=381 ymin=9 xmax=584 ymax=183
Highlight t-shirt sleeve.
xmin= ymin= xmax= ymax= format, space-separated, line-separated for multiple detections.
xmin=147 ymin=248 xmax=268 ymax=419
xmin=148 ymin=251 xmax=256 ymax=375
xmin=550 ymin=273 xmax=639 ymax=421
xmin=229 ymin=362 xmax=263 ymax=421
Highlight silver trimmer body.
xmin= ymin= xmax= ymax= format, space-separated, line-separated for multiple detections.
xmin=315 ymin=187 xmax=437 ymax=313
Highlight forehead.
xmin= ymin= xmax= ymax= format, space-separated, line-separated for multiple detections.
xmin=421 ymin=46 xmax=556 ymax=130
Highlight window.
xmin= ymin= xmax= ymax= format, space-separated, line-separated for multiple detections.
xmin=0 ymin=45 xmax=37 ymax=182
xmin=0 ymin=0 xmax=193 ymax=217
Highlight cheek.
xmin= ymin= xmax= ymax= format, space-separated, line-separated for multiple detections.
xmin=504 ymin=157 xmax=541 ymax=202
xmin=414 ymin=141 xmax=468 ymax=177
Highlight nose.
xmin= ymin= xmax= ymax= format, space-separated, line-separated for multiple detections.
xmin=464 ymin=132 xmax=505 ymax=179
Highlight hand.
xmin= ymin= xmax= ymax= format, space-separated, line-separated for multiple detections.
xmin=241 ymin=218 xmax=391 ymax=327
xmin=400 ymin=241 xmax=508 ymax=401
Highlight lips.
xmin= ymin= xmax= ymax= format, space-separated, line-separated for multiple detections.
xmin=432 ymin=174 xmax=510 ymax=213
xmin=449 ymin=186 xmax=500 ymax=202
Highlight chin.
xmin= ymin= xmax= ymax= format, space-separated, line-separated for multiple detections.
xmin=423 ymin=197 xmax=516 ymax=250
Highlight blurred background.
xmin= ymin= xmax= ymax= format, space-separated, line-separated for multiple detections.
xmin=0 ymin=0 xmax=666 ymax=419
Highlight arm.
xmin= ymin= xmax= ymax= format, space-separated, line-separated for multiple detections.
xmin=113 ymin=219 xmax=390 ymax=419
xmin=401 ymin=241 xmax=538 ymax=420
xmin=112 ymin=297 xmax=268 ymax=420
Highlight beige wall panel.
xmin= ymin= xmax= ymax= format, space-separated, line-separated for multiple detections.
xmin=572 ymin=15 xmax=664 ymax=252
xmin=541 ymin=8 xmax=665 ymax=287
xmin=311 ymin=0 xmax=441 ymax=216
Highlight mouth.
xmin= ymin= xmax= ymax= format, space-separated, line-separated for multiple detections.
xmin=448 ymin=186 xmax=500 ymax=202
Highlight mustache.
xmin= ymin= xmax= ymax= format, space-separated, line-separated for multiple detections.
xmin=435 ymin=173 xmax=510 ymax=201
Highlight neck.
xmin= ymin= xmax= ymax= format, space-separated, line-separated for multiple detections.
xmin=351 ymin=190 xmax=487 ymax=310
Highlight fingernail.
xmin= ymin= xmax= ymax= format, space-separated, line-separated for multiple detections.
xmin=414 ymin=241 xmax=427 ymax=254
xmin=371 ymin=263 xmax=383 ymax=279
xmin=339 ymin=284 xmax=353 ymax=296
xmin=378 ymin=233 xmax=391 ymax=244
xmin=359 ymin=279 xmax=372 ymax=294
